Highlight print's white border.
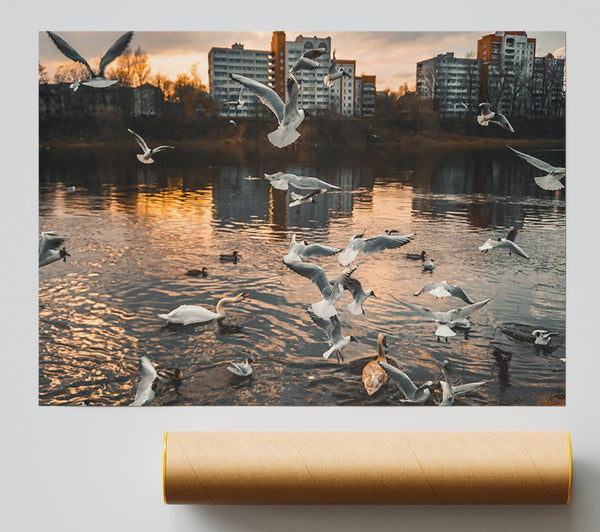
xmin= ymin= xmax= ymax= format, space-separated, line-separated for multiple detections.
xmin=3 ymin=1 xmax=599 ymax=530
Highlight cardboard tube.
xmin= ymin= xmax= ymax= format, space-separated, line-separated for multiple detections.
xmin=163 ymin=431 xmax=572 ymax=505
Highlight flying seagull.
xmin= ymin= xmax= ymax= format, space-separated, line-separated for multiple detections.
xmin=477 ymin=102 xmax=515 ymax=133
xmin=127 ymin=129 xmax=174 ymax=164
xmin=289 ymin=189 xmax=328 ymax=207
xmin=439 ymin=360 xmax=489 ymax=406
xmin=223 ymin=87 xmax=246 ymax=109
xmin=291 ymin=48 xmax=327 ymax=74
xmin=284 ymin=260 xmax=357 ymax=318
xmin=264 ymin=171 xmax=340 ymax=191
xmin=338 ymin=229 xmax=415 ymax=266
xmin=398 ymin=297 xmax=493 ymax=341
xmin=227 ymin=357 xmax=253 ymax=377
xmin=343 ymin=277 xmax=377 ymax=315
xmin=324 ymin=51 xmax=350 ymax=87
xmin=230 ymin=72 xmax=303 ymax=148
xmin=379 ymin=361 xmax=435 ymax=404
xmin=507 ymin=146 xmax=566 ymax=191
xmin=479 ymin=224 xmax=529 ymax=259
xmin=283 ymin=233 xmax=341 ymax=263
xmin=307 ymin=308 xmax=357 ymax=363
xmin=39 ymin=231 xmax=70 ymax=267
xmin=47 ymin=31 xmax=134 ymax=88
xmin=413 ymin=281 xmax=474 ymax=304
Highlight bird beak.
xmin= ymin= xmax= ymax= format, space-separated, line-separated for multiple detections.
xmin=241 ymin=293 xmax=250 ymax=299
xmin=371 ymin=292 xmax=377 ymax=298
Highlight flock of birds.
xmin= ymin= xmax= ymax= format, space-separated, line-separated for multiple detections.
xmin=41 ymin=31 xmax=565 ymax=406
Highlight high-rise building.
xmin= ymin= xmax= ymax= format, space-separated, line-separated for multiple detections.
xmin=208 ymin=43 xmax=273 ymax=117
xmin=533 ymin=53 xmax=565 ymax=118
xmin=477 ymin=31 xmax=536 ymax=116
xmin=330 ymin=59 xmax=356 ymax=116
xmin=416 ymin=52 xmax=480 ymax=117
xmin=355 ymin=75 xmax=376 ymax=117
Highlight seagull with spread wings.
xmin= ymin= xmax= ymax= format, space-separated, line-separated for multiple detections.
xmin=324 ymin=51 xmax=350 ymax=87
xmin=46 ymin=31 xmax=134 ymax=88
xmin=507 ymin=146 xmax=566 ymax=191
xmin=283 ymin=233 xmax=341 ymax=263
xmin=230 ymin=72 xmax=304 ymax=148
xmin=307 ymin=308 xmax=357 ymax=363
xmin=127 ymin=129 xmax=174 ymax=164
xmin=439 ymin=360 xmax=489 ymax=406
xmin=291 ymin=48 xmax=327 ymax=74
xmin=413 ymin=280 xmax=474 ymax=304
xmin=338 ymin=229 xmax=415 ymax=266
xmin=479 ymin=223 xmax=530 ymax=259
xmin=477 ymin=102 xmax=515 ymax=133
xmin=379 ymin=361 xmax=435 ymax=404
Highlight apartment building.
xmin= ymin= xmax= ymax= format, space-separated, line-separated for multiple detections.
xmin=533 ymin=53 xmax=565 ymax=117
xmin=355 ymin=75 xmax=376 ymax=117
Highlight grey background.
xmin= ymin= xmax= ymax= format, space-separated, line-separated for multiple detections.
xmin=2 ymin=1 xmax=598 ymax=531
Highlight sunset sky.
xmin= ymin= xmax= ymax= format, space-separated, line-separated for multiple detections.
xmin=39 ymin=31 xmax=565 ymax=91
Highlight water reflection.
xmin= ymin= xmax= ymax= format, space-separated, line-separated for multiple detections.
xmin=39 ymin=146 xmax=565 ymax=406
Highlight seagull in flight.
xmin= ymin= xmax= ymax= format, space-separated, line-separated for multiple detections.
xmin=479 ymin=224 xmax=529 ymax=259
xmin=397 ymin=297 xmax=493 ymax=341
xmin=127 ymin=129 xmax=174 ymax=164
xmin=477 ymin=102 xmax=514 ymax=133
xmin=283 ymin=233 xmax=341 ymax=263
xmin=264 ymin=171 xmax=340 ymax=191
xmin=343 ymin=277 xmax=377 ymax=315
xmin=284 ymin=260 xmax=357 ymax=318
xmin=307 ymin=308 xmax=357 ymax=363
xmin=379 ymin=361 xmax=435 ymax=404
xmin=413 ymin=281 xmax=474 ymax=304
xmin=439 ymin=360 xmax=489 ymax=406
xmin=324 ymin=51 xmax=350 ymax=87
xmin=223 ymin=87 xmax=247 ymax=109
xmin=47 ymin=31 xmax=134 ymax=88
xmin=507 ymin=146 xmax=566 ymax=191
xmin=39 ymin=232 xmax=70 ymax=267
xmin=338 ymin=229 xmax=415 ymax=266
xmin=291 ymin=48 xmax=327 ymax=74
xmin=230 ymin=72 xmax=304 ymax=148
xmin=289 ymin=189 xmax=328 ymax=207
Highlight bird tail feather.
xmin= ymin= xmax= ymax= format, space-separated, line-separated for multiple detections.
xmin=310 ymin=299 xmax=337 ymax=319
xmin=268 ymin=126 xmax=300 ymax=148
xmin=347 ymin=300 xmax=364 ymax=315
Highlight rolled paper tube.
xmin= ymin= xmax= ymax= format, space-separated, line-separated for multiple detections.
xmin=163 ymin=431 xmax=572 ymax=505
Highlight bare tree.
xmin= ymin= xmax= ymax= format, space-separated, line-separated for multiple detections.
xmin=107 ymin=45 xmax=150 ymax=87
xmin=39 ymin=62 xmax=49 ymax=84
xmin=130 ymin=47 xmax=151 ymax=87
xmin=53 ymin=62 xmax=90 ymax=83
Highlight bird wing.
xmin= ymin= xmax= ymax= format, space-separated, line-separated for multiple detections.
xmin=413 ymin=282 xmax=437 ymax=297
xmin=439 ymin=381 xmax=454 ymax=406
xmin=491 ymin=113 xmax=515 ymax=133
xmin=291 ymin=56 xmax=319 ymax=73
xmin=448 ymin=297 xmax=493 ymax=321
xmin=355 ymin=233 xmax=415 ymax=255
xmin=227 ymin=362 xmax=248 ymax=376
xmin=127 ymin=129 xmax=148 ymax=152
xmin=284 ymin=73 xmax=301 ymax=119
xmin=398 ymin=300 xmax=442 ymax=322
xmin=535 ymin=175 xmax=565 ymax=191
xmin=131 ymin=356 xmax=157 ymax=406
xmin=452 ymin=380 xmax=489 ymax=396
xmin=478 ymin=102 xmax=492 ymax=116
xmin=507 ymin=146 xmax=560 ymax=173
xmin=289 ymin=191 xmax=304 ymax=201
xmin=284 ymin=260 xmax=331 ymax=296
xmin=504 ymin=240 xmax=530 ymax=259
xmin=328 ymin=55 xmax=338 ymax=74
xmin=302 ymin=48 xmax=326 ymax=60
xmin=302 ymin=242 xmax=341 ymax=258
xmin=307 ymin=307 xmax=336 ymax=343
xmin=46 ymin=32 xmax=94 ymax=77
xmin=230 ymin=73 xmax=284 ymax=122
xmin=446 ymin=284 xmax=474 ymax=304
xmin=151 ymin=146 xmax=175 ymax=154
xmin=343 ymin=277 xmax=365 ymax=299
xmin=98 ymin=31 xmax=134 ymax=75
xmin=427 ymin=285 xmax=452 ymax=298
xmin=39 ymin=232 xmax=66 ymax=255
xmin=379 ymin=362 xmax=418 ymax=400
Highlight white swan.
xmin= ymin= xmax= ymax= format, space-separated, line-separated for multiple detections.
xmin=127 ymin=129 xmax=174 ymax=164
xmin=47 ymin=31 xmax=133 ymax=88
xmin=157 ymin=293 xmax=249 ymax=325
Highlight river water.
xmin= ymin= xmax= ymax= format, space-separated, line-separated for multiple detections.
xmin=39 ymin=145 xmax=565 ymax=406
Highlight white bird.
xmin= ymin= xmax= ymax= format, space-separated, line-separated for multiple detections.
xmin=398 ymin=297 xmax=493 ymax=341
xmin=283 ymin=233 xmax=341 ymax=263
xmin=379 ymin=361 xmax=434 ymax=404
xmin=291 ymin=48 xmax=327 ymax=74
xmin=422 ymin=259 xmax=435 ymax=272
xmin=284 ymin=260 xmax=357 ymax=318
xmin=127 ymin=129 xmax=174 ymax=164
xmin=39 ymin=231 xmax=70 ymax=267
xmin=338 ymin=229 xmax=415 ymax=266
xmin=130 ymin=356 xmax=158 ymax=406
xmin=69 ymin=79 xmax=81 ymax=92
xmin=324 ymin=51 xmax=350 ymax=87
xmin=264 ymin=171 xmax=340 ymax=191
xmin=343 ymin=277 xmax=377 ymax=315
xmin=157 ymin=293 xmax=249 ymax=325
xmin=229 ymin=119 xmax=237 ymax=126
xmin=507 ymin=146 xmax=566 ymax=191
xmin=479 ymin=225 xmax=529 ymax=259
xmin=230 ymin=72 xmax=304 ymax=148
xmin=307 ymin=308 xmax=357 ymax=363
xmin=414 ymin=281 xmax=474 ymax=304
xmin=223 ymin=87 xmax=246 ymax=109
xmin=289 ymin=188 xmax=327 ymax=207
xmin=477 ymin=102 xmax=514 ymax=133
xmin=227 ymin=357 xmax=253 ymax=377
xmin=532 ymin=329 xmax=559 ymax=346
xmin=47 ymin=31 xmax=134 ymax=88
xmin=362 ymin=333 xmax=389 ymax=396
xmin=439 ymin=360 xmax=489 ymax=406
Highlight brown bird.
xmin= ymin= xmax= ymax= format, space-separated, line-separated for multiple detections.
xmin=362 ymin=333 xmax=389 ymax=396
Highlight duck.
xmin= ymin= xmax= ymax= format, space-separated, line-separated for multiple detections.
xmin=227 ymin=357 xmax=253 ymax=377
xmin=406 ymin=250 xmax=427 ymax=261
xmin=362 ymin=333 xmax=389 ymax=396
xmin=220 ymin=251 xmax=241 ymax=263
xmin=532 ymin=330 xmax=559 ymax=346
xmin=185 ymin=267 xmax=208 ymax=278
xmin=157 ymin=293 xmax=249 ymax=325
